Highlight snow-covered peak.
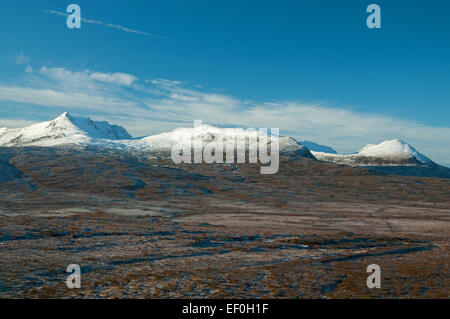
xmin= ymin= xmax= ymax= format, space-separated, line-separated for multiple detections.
xmin=136 ymin=124 xmax=307 ymax=152
xmin=50 ymin=112 xmax=132 ymax=140
xmin=358 ymin=139 xmax=434 ymax=164
xmin=55 ymin=111 xmax=70 ymax=120
xmin=312 ymin=139 xmax=435 ymax=166
xmin=121 ymin=124 xmax=313 ymax=158
xmin=0 ymin=113 xmax=132 ymax=147
xmin=141 ymin=125 xmax=262 ymax=148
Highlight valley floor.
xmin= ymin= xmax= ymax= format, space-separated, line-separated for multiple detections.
xmin=0 ymin=200 xmax=448 ymax=298
xmin=0 ymin=147 xmax=449 ymax=298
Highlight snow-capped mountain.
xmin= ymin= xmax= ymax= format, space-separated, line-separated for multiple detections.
xmin=0 ymin=113 xmax=314 ymax=158
xmin=358 ymin=139 xmax=434 ymax=164
xmin=1 ymin=113 xmax=447 ymax=177
xmin=312 ymin=139 xmax=435 ymax=166
xmin=129 ymin=124 xmax=314 ymax=158
xmin=0 ymin=112 xmax=132 ymax=147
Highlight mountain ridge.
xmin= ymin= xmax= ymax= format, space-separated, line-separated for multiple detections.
xmin=0 ymin=113 xmax=447 ymax=173
xmin=0 ymin=112 xmax=132 ymax=147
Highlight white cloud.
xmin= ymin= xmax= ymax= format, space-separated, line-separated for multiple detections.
xmin=150 ymin=79 xmax=182 ymax=86
xmin=0 ymin=86 xmax=139 ymax=115
xmin=0 ymin=118 xmax=36 ymax=129
xmin=90 ymin=72 xmax=137 ymax=86
xmin=39 ymin=67 xmax=137 ymax=87
xmin=13 ymin=53 xmax=30 ymax=65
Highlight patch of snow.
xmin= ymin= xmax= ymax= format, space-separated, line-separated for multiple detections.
xmin=358 ymin=139 xmax=433 ymax=164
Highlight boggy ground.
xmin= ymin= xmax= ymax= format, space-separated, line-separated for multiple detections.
xmin=0 ymin=147 xmax=449 ymax=298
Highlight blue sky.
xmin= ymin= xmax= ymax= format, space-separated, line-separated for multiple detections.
xmin=0 ymin=0 xmax=449 ymax=165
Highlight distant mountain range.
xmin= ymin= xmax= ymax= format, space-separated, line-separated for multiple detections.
xmin=1 ymin=113 xmax=448 ymax=177
xmin=310 ymin=139 xmax=450 ymax=178
xmin=312 ymin=139 xmax=434 ymax=166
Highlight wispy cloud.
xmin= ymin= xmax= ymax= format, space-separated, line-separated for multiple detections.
xmin=45 ymin=10 xmax=168 ymax=39
xmin=39 ymin=67 xmax=138 ymax=87
xmin=0 ymin=118 xmax=36 ymax=129
xmin=0 ymin=86 xmax=144 ymax=122
xmin=13 ymin=53 xmax=30 ymax=65
xmin=0 ymin=65 xmax=449 ymax=166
